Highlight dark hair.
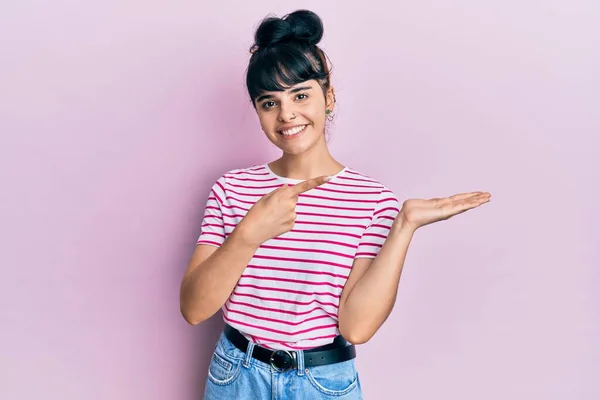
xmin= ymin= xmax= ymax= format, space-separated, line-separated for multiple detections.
xmin=246 ymin=10 xmax=332 ymax=105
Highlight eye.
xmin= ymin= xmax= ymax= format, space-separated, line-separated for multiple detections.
xmin=262 ymin=101 xmax=276 ymax=109
xmin=296 ymin=93 xmax=308 ymax=100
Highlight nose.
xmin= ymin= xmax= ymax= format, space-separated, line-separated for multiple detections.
xmin=277 ymin=101 xmax=297 ymax=122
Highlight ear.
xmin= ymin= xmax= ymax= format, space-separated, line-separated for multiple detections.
xmin=325 ymin=86 xmax=336 ymax=112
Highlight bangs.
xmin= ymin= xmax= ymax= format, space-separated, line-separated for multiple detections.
xmin=246 ymin=44 xmax=329 ymax=103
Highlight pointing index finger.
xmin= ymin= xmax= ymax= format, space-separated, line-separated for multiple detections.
xmin=290 ymin=175 xmax=332 ymax=195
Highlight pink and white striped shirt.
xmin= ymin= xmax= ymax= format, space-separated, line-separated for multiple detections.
xmin=197 ymin=164 xmax=400 ymax=350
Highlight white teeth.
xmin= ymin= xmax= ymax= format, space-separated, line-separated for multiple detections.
xmin=281 ymin=125 xmax=306 ymax=136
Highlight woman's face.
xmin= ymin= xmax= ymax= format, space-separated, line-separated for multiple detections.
xmin=254 ymin=80 xmax=335 ymax=155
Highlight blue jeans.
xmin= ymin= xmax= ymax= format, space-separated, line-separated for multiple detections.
xmin=203 ymin=331 xmax=363 ymax=399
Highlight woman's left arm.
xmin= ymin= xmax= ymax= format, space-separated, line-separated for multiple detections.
xmin=338 ymin=191 xmax=491 ymax=344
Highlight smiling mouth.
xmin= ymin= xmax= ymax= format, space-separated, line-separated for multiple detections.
xmin=278 ymin=125 xmax=307 ymax=138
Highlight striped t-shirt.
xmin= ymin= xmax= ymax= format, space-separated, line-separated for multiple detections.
xmin=197 ymin=164 xmax=400 ymax=350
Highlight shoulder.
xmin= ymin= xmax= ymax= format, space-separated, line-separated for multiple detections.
xmin=206 ymin=165 xmax=271 ymax=204
xmin=212 ymin=164 xmax=271 ymax=184
xmin=342 ymin=168 xmax=401 ymax=219
xmin=341 ymin=167 xmax=398 ymax=198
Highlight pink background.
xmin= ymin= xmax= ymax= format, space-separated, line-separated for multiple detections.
xmin=1 ymin=1 xmax=598 ymax=399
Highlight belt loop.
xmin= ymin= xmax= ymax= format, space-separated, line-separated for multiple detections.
xmin=296 ymin=349 xmax=305 ymax=376
xmin=243 ymin=341 xmax=255 ymax=369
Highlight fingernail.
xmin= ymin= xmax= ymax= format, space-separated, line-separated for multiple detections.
xmin=324 ymin=176 xmax=332 ymax=181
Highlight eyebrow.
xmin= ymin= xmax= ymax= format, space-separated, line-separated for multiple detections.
xmin=255 ymin=86 xmax=313 ymax=103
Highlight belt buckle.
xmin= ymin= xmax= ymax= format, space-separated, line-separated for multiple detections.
xmin=269 ymin=350 xmax=295 ymax=372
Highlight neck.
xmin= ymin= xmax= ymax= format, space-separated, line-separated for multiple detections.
xmin=270 ymin=137 xmax=344 ymax=180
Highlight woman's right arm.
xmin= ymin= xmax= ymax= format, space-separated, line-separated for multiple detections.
xmin=179 ymin=222 xmax=259 ymax=325
xmin=179 ymin=175 xmax=330 ymax=325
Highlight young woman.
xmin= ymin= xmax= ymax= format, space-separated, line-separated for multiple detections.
xmin=180 ymin=9 xmax=491 ymax=400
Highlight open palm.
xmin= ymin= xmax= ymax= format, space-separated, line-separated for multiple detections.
xmin=399 ymin=191 xmax=491 ymax=231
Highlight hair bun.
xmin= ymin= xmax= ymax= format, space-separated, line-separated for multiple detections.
xmin=252 ymin=9 xmax=324 ymax=52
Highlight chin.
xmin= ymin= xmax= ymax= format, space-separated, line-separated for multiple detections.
xmin=271 ymin=133 xmax=323 ymax=155
xmin=280 ymin=138 xmax=318 ymax=154
xmin=281 ymin=147 xmax=310 ymax=155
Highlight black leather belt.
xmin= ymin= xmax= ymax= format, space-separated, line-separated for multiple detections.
xmin=223 ymin=324 xmax=356 ymax=372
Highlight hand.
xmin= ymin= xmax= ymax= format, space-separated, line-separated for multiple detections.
xmin=237 ymin=176 xmax=331 ymax=247
xmin=397 ymin=191 xmax=491 ymax=232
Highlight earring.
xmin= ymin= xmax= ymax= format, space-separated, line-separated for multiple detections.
xmin=325 ymin=109 xmax=334 ymax=121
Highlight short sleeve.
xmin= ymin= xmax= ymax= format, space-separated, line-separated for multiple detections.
xmin=196 ymin=176 xmax=227 ymax=247
xmin=355 ymin=187 xmax=401 ymax=258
